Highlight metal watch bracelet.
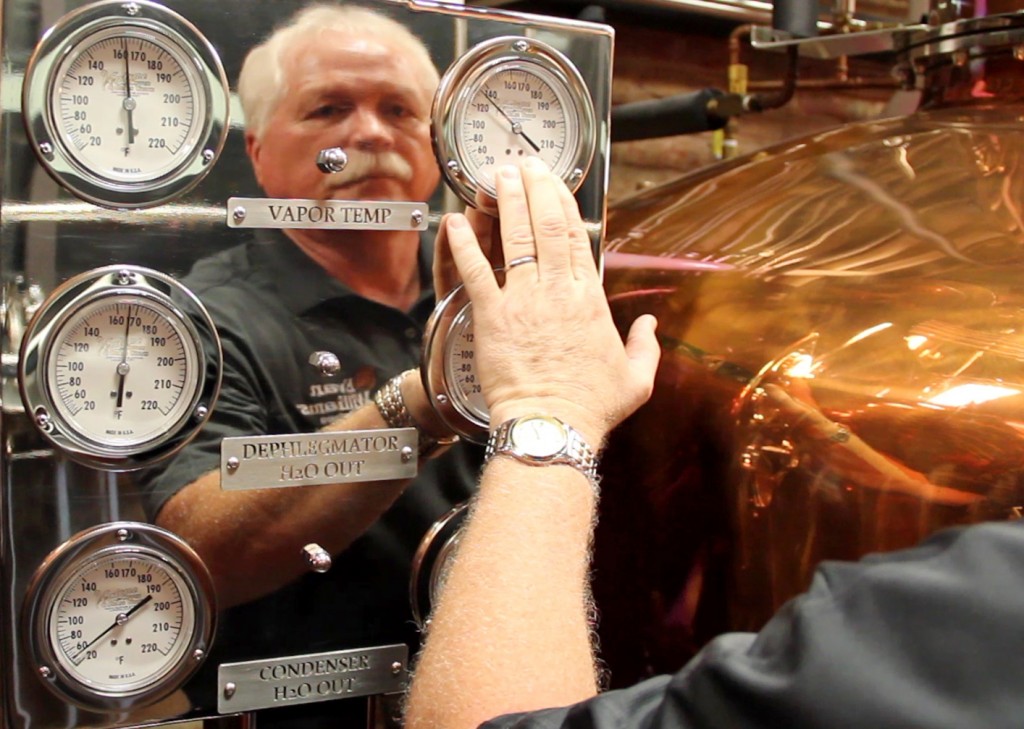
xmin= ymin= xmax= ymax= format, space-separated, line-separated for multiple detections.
xmin=485 ymin=417 xmax=601 ymax=495
xmin=374 ymin=370 xmax=458 ymax=459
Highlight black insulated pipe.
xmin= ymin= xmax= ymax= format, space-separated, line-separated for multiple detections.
xmin=772 ymin=0 xmax=818 ymax=37
xmin=610 ymin=88 xmax=728 ymax=142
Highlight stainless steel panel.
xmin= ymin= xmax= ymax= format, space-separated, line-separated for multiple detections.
xmin=0 ymin=1 xmax=613 ymax=728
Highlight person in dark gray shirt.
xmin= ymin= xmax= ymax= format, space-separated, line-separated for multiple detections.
xmin=404 ymin=157 xmax=1024 ymax=729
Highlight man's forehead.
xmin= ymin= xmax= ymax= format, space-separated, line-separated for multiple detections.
xmin=283 ymin=31 xmax=411 ymax=75
xmin=282 ymin=33 xmax=431 ymax=100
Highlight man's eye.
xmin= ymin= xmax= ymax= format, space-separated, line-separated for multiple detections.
xmin=311 ymin=104 xmax=348 ymax=118
xmin=386 ymin=104 xmax=411 ymax=118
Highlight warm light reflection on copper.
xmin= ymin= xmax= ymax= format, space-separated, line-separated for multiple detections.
xmin=594 ymin=54 xmax=1024 ymax=687
xmin=927 ymin=383 xmax=1021 ymax=407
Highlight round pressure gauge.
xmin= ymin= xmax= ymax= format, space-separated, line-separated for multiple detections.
xmin=423 ymin=269 xmax=516 ymax=443
xmin=19 ymin=265 xmax=221 ymax=470
xmin=433 ymin=36 xmax=597 ymax=208
xmin=23 ymin=522 xmax=216 ymax=711
xmin=410 ymin=502 xmax=468 ymax=629
xmin=22 ymin=0 xmax=229 ymax=208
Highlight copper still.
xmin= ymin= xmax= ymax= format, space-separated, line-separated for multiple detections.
xmin=595 ymin=6 xmax=1024 ymax=688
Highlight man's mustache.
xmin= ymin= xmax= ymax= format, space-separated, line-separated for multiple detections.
xmin=326 ymin=151 xmax=413 ymax=188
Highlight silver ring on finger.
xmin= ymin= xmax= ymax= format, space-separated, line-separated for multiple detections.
xmin=506 ymin=255 xmax=538 ymax=269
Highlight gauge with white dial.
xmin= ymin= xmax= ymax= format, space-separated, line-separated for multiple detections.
xmin=424 ymin=273 xmax=502 ymax=443
xmin=20 ymin=265 xmax=221 ymax=469
xmin=22 ymin=0 xmax=229 ymax=207
xmin=23 ymin=522 xmax=215 ymax=711
xmin=433 ymin=36 xmax=596 ymax=208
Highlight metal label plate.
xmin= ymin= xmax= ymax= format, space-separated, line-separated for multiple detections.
xmin=217 ymin=644 xmax=408 ymax=713
xmin=226 ymin=198 xmax=428 ymax=230
xmin=220 ymin=429 xmax=418 ymax=490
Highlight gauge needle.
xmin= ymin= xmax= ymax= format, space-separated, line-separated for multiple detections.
xmin=71 ymin=594 xmax=153 ymax=664
xmin=122 ymin=40 xmax=137 ymax=146
xmin=115 ymin=308 xmax=132 ymax=409
xmin=484 ymin=88 xmax=542 ymax=153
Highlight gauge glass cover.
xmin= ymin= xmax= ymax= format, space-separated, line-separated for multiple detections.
xmin=49 ymin=26 xmax=208 ymax=186
xmin=452 ymin=60 xmax=581 ymax=196
xmin=23 ymin=522 xmax=215 ymax=711
xmin=49 ymin=549 xmax=196 ymax=694
xmin=19 ymin=265 xmax=221 ymax=469
xmin=45 ymin=294 xmax=202 ymax=450
xmin=434 ymin=36 xmax=596 ymax=208
xmin=21 ymin=0 xmax=229 ymax=207
xmin=443 ymin=303 xmax=488 ymax=425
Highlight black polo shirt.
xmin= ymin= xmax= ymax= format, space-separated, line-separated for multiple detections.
xmin=139 ymin=229 xmax=480 ymax=724
xmin=483 ymin=520 xmax=1024 ymax=729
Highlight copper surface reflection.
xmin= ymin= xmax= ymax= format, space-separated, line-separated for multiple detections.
xmin=596 ymin=99 xmax=1024 ymax=686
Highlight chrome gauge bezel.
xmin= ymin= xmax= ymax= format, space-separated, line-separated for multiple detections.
xmin=19 ymin=265 xmax=222 ymax=470
xmin=409 ymin=502 xmax=468 ymax=629
xmin=22 ymin=522 xmax=216 ymax=711
xmin=22 ymin=0 xmax=230 ymax=208
xmin=423 ymin=282 xmax=488 ymax=444
xmin=432 ymin=35 xmax=597 ymax=208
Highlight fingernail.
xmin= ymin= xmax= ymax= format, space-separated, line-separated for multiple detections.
xmin=499 ymin=165 xmax=519 ymax=180
xmin=448 ymin=213 xmax=467 ymax=228
xmin=524 ymin=156 xmax=547 ymax=172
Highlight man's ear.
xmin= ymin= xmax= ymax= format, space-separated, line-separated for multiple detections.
xmin=245 ymin=131 xmax=263 ymax=188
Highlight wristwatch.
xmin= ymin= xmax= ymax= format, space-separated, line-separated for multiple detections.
xmin=485 ymin=415 xmax=599 ymax=487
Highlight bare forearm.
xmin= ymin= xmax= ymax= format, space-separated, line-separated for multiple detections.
xmin=157 ymin=374 xmax=447 ymax=607
xmin=406 ymin=457 xmax=600 ymax=729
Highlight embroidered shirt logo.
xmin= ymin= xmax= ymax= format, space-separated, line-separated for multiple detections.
xmin=295 ymin=367 xmax=377 ymax=423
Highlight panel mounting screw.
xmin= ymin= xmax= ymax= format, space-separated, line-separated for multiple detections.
xmin=302 ymin=543 xmax=332 ymax=573
xmin=194 ymin=404 xmax=209 ymax=421
xmin=232 ymin=206 xmax=246 ymax=223
xmin=34 ymin=409 xmax=52 ymax=432
xmin=38 ymin=666 xmax=52 ymax=679
xmin=411 ymin=210 xmax=424 ymax=227
xmin=224 ymin=682 xmax=236 ymax=698
xmin=226 ymin=457 xmax=240 ymax=472
xmin=401 ymin=446 xmax=414 ymax=463
xmin=123 ymin=2 xmax=140 ymax=15
xmin=391 ymin=661 xmax=403 ymax=675
xmin=116 ymin=528 xmax=131 ymax=542
xmin=513 ymin=40 xmax=529 ymax=53
xmin=38 ymin=142 xmax=54 ymax=159
xmin=202 ymin=149 xmax=215 ymax=165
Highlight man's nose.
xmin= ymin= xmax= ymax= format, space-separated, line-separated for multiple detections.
xmin=345 ymin=107 xmax=393 ymax=151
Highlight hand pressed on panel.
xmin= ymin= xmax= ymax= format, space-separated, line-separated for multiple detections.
xmin=442 ymin=157 xmax=661 ymax=447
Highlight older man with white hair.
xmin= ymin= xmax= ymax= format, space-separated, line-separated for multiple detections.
xmin=139 ymin=4 xmax=480 ymax=728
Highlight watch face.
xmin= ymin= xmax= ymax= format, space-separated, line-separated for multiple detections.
xmin=509 ymin=416 xmax=568 ymax=459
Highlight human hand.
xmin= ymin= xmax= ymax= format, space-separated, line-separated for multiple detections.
xmin=433 ymin=192 xmax=503 ymax=301
xmin=443 ymin=157 xmax=661 ymax=448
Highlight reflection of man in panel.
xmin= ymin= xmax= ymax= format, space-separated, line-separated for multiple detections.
xmin=139 ymin=5 xmax=478 ymax=727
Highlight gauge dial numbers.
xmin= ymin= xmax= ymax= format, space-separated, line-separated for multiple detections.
xmin=46 ymin=295 xmax=201 ymax=450
xmin=433 ymin=36 xmax=596 ymax=208
xmin=444 ymin=304 xmax=487 ymax=426
xmin=24 ymin=523 xmax=215 ymax=711
xmin=424 ymin=272 xmax=505 ymax=444
xmin=20 ymin=266 xmax=222 ymax=470
xmin=22 ymin=0 xmax=229 ymax=207
xmin=454 ymin=63 xmax=579 ymax=195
